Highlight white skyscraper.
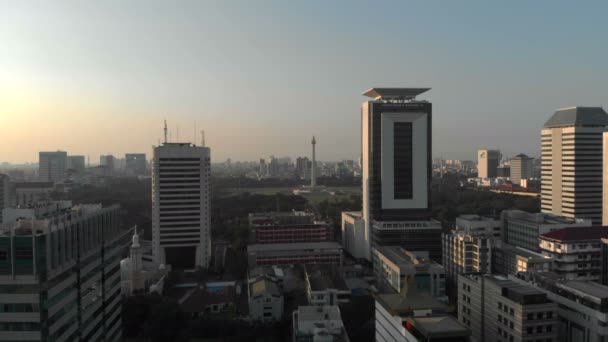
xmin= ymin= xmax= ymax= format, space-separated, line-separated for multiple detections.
xmin=541 ymin=107 xmax=608 ymax=225
xmin=152 ymin=142 xmax=211 ymax=269
xmin=477 ymin=149 xmax=501 ymax=179
xmin=39 ymin=151 xmax=67 ymax=182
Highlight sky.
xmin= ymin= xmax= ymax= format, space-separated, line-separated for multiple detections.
xmin=1 ymin=1 xmax=608 ymax=164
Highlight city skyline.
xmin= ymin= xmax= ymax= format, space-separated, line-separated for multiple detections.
xmin=2 ymin=1 xmax=608 ymax=163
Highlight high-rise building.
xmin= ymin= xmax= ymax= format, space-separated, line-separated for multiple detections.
xmin=510 ymin=154 xmax=533 ymax=185
xmin=67 ymin=155 xmax=86 ymax=173
xmin=458 ymin=274 xmax=558 ymax=342
xmin=310 ymin=136 xmax=317 ymax=187
xmin=603 ymin=131 xmax=608 ymax=226
xmin=477 ymin=149 xmax=501 ymax=179
xmin=100 ymin=155 xmax=116 ymax=171
xmin=541 ymin=107 xmax=608 ymax=225
xmin=152 ymin=142 xmax=211 ymax=269
xmin=361 ymin=88 xmax=441 ymax=261
xmin=125 ymin=153 xmax=147 ymax=175
xmin=38 ymin=151 xmax=67 ymax=182
xmin=0 ymin=202 xmax=131 ymax=341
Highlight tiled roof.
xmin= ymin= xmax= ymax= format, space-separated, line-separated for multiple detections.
xmin=540 ymin=227 xmax=608 ymax=242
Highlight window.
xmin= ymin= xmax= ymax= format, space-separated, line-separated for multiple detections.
xmin=527 ymin=327 xmax=533 ymax=334
xmin=546 ymin=312 xmax=552 ymax=319
xmin=527 ymin=313 xmax=534 ymax=320
xmin=537 ymin=312 xmax=544 ymax=319
xmin=0 ymin=249 xmax=7 ymax=261
xmin=509 ymin=308 xmax=514 ymax=316
xmin=509 ymin=321 xmax=513 ymax=329
xmin=536 ymin=326 xmax=543 ymax=333
xmin=546 ymin=325 xmax=552 ymax=332
xmin=15 ymin=247 xmax=32 ymax=259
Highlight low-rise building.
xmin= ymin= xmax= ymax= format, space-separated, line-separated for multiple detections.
xmin=501 ymin=210 xmax=591 ymax=252
xmin=292 ymin=305 xmax=349 ymax=342
xmin=305 ymin=264 xmax=350 ymax=306
xmin=248 ymin=277 xmax=283 ymax=321
xmin=492 ymin=241 xmax=553 ymax=276
xmin=373 ymin=247 xmax=446 ymax=300
xmin=375 ymin=290 xmax=470 ymax=342
xmin=12 ymin=181 xmax=54 ymax=207
xmin=539 ymin=227 xmax=608 ymax=281
xmin=458 ymin=274 xmax=558 ymax=342
xmin=250 ymin=219 xmax=332 ymax=244
xmin=341 ymin=211 xmax=367 ymax=260
xmin=510 ymin=272 xmax=608 ymax=342
xmin=372 ymin=220 xmax=443 ymax=261
xmin=247 ymin=242 xmax=343 ymax=268
xmin=180 ymin=284 xmax=237 ymax=318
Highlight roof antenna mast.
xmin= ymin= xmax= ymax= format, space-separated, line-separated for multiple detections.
xmin=201 ymin=130 xmax=205 ymax=147
xmin=163 ymin=120 xmax=168 ymax=144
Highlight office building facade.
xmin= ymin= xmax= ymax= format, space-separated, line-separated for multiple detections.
xmin=361 ymin=88 xmax=440 ymax=261
xmin=67 ymin=155 xmax=86 ymax=174
xmin=510 ymin=154 xmax=533 ymax=185
xmin=541 ymin=107 xmax=608 ymax=225
xmin=477 ymin=149 xmax=501 ymax=179
xmin=39 ymin=151 xmax=67 ymax=182
xmin=125 ymin=153 xmax=147 ymax=175
xmin=152 ymin=142 xmax=211 ymax=269
xmin=458 ymin=274 xmax=558 ymax=342
xmin=0 ymin=203 xmax=131 ymax=341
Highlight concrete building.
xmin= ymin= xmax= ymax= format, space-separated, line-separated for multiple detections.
xmin=542 ymin=107 xmax=608 ymax=225
xmin=458 ymin=274 xmax=558 ymax=342
xmin=496 ymin=165 xmax=511 ymax=178
xmin=539 ymin=227 xmax=608 ymax=281
xmin=125 ymin=153 xmax=147 ymax=175
xmin=247 ymin=242 xmax=343 ymax=268
xmin=0 ymin=202 xmax=131 ymax=341
xmin=152 ymin=142 xmax=211 ymax=269
xmin=341 ymin=211 xmax=367 ymax=260
xmin=509 ymin=154 xmax=533 ymax=185
xmin=248 ymin=277 xmax=283 ymax=321
xmin=477 ymin=149 xmax=501 ymax=179
xmin=99 ymin=155 xmax=116 ymax=170
xmin=249 ymin=216 xmax=331 ymax=244
xmin=13 ymin=182 xmax=53 ymax=207
xmin=39 ymin=151 xmax=67 ymax=182
xmin=510 ymin=272 xmax=608 ymax=342
xmin=375 ymin=291 xmax=470 ymax=342
xmin=604 ymin=131 xmax=608 ymax=226
xmin=292 ymin=305 xmax=349 ymax=342
xmin=492 ymin=241 xmax=553 ymax=276
xmin=0 ymin=175 xmax=9 ymax=224
xmin=602 ymin=238 xmax=608 ymax=285
xmin=373 ymin=247 xmax=446 ymax=300
xmin=501 ymin=209 xmax=591 ymax=252
xmin=360 ymin=88 xmax=440 ymax=261
xmin=442 ymin=215 xmax=500 ymax=285
xmin=67 ymin=155 xmax=86 ymax=173
xmin=304 ymin=264 xmax=351 ymax=306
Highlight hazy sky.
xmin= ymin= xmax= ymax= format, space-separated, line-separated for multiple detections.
xmin=2 ymin=1 xmax=608 ymax=164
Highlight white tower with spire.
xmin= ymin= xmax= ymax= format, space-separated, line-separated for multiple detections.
xmin=128 ymin=226 xmax=145 ymax=294
xmin=311 ymin=136 xmax=317 ymax=188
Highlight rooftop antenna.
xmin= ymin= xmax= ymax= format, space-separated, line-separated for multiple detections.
xmin=194 ymin=121 xmax=197 ymax=146
xmin=163 ymin=120 xmax=168 ymax=144
xmin=201 ymin=130 xmax=205 ymax=147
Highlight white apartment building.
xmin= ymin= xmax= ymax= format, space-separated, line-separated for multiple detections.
xmin=541 ymin=107 xmax=608 ymax=225
xmin=152 ymin=142 xmax=211 ymax=269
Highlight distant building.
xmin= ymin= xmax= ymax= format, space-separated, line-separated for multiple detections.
xmin=496 ymin=165 xmax=510 ymax=178
xmin=249 ymin=213 xmax=331 ymax=244
xmin=39 ymin=151 xmax=67 ymax=182
xmin=501 ymin=210 xmax=591 ymax=252
xmin=0 ymin=202 xmax=131 ymax=341
xmin=341 ymin=211 xmax=367 ymax=260
xmin=458 ymin=274 xmax=558 ymax=342
xmin=373 ymin=247 xmax=446 ymax=300
xmin=248 ymin=277 xmax=283 ymax=321
xmin=375 ymin=291 xmax=470 ymax=342
xmin=292 ymin=305 xmax=349 ymax=342
xmin=247 ymin=242 xmax=343 ymax=268
xmin=539 ymin=227 xmax=608 ymax=281
xmin=304 ymin=264 xmax=351 ymax=306
xmin=510 ymin=272 xmax=608 ymax=342
xmin=477 ymin=149 xmax=501 ymax=179
xmin=510 ymin=154 xmax=533 ymax=184
xmin=99 ymin=154 xmax=116 ymax=171
xmin=125 ymin=153 xmax=147 ymax=175
xmin=13 ymin=182 xmax=53 ymax=207
xmin=152 ymin=142 xmax=211 ymax=269
xmin=67 ymin=155 xmax=86 ymax=173
xmin=542 ymin=107 xmax=608 ymax=225
xmin=0 ymin=175 xmax=9 ymax=223
xmin=360 ymin=88 xmax=440 ymax=261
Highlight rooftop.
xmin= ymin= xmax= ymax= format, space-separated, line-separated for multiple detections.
xmin=559 ymin=281 xmax=608 ymax=300
xmin=374 ymin=246 xmax=435 ymax=269
xmin=297 ymin=305 xmax=342 ymax=322
xmin=362 ymin=87 xmax=430 ymax=100
xmin=375 ymin=291 xmax=447 ymax=315
xmin=250 ymin=278 xmax=281 ymax=298
xmin=544 ymin=106 xmax=608 ymax=128
xmin=305 ymin=264 xmax=348 ymax=291
xmin=540 ymin=226 xmax=608 ymax=242
xmin=247 ymin=241 xmax=342 ymax=252
xmin=411 ymin=316 xmax=470 ymax=338
xmin=503 ymin=210 xmax=590 ymax=225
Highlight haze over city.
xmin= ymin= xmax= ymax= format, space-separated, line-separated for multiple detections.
xmin=2 ymin=1 xmax=608 ymax=163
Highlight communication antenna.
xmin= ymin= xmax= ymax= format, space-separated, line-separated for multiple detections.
xmin=163 ymin=120 xmax=168 ymax=144
xmin=201 ymin=130 xmax=205 ymax=147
